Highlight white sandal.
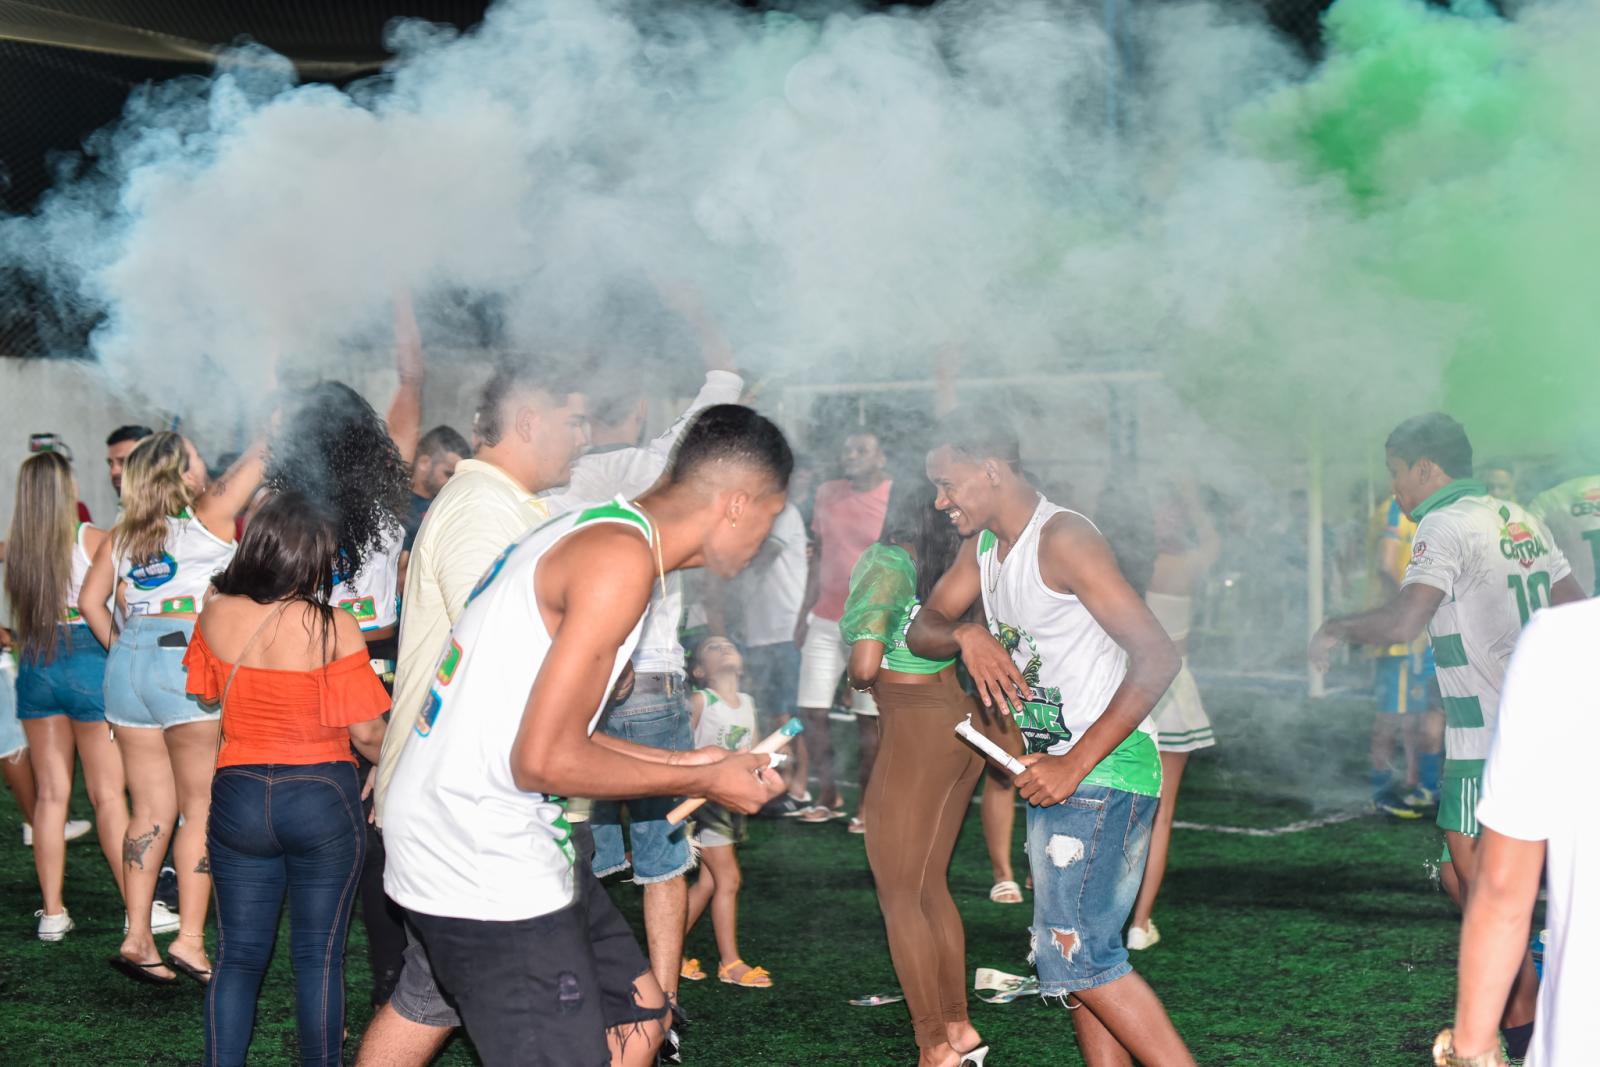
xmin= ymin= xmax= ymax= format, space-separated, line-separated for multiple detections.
xmin=989 ymin=879 xmax=1023 ymax=904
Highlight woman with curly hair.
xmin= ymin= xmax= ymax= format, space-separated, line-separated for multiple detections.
xmin=80 ymin=430 xmax=266 ymax=984
xmin=266 ymin=372 xmax=416 ymax=1007
xmin=268 ymin=380 xmax=412 ymax=648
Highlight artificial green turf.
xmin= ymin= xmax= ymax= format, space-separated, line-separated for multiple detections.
xmin=0 ymin=691 xmax=1461 ymax=1065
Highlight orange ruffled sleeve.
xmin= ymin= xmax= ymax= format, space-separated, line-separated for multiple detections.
xmin=183 ymin=629 xmax=227 ymax=705
xmin=316 ymin=651 xmax=392 ymax=728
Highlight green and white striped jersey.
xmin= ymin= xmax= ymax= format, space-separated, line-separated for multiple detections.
xmin=1528 ymin=474 xmax=1600 ymax=598
xmin=1401 ymin=481 xmax=1570 ymax=776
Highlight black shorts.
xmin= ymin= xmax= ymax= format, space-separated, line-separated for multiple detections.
xmin=408 ymin=830 xmax=659 ymax=1067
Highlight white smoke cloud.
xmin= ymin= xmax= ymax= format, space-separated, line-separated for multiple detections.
xmin=3 ymin=0 xmax=1595 ymax=470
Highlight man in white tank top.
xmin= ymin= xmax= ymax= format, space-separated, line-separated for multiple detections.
xmin=907 ymin=408 xmax=1195 ymax=1067
xmin=380 ymin=405 xmax=789 ymax=1067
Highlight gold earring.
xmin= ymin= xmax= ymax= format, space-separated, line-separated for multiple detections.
xmin=732 ymin=518 xmax=738 ymax=528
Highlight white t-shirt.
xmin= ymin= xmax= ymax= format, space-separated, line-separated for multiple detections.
xmin=1476 ymin=598 xmax=1600 ymax=1067
xmin=542 ymin=371 xmax=744 ymax=677
xmin=330 ymin=520 xmax=403 ymax=631
xmin=693 ymin=689 xmax=757 ymax=753
xmin=1402 ymin=486 xmax=1569 ymax=774
xmin=382 ymin=498 xmax=652 ymax=922
xmin=731 ymin=502 xmax=807 ymax=649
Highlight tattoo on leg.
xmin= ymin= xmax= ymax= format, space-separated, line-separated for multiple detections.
xmin=123 ymin=825 xmax=161 ymax=869
xmin=195 ymin=855 xmax=210 ymax=875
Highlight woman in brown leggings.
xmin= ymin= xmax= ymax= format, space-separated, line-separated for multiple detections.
xmin=842 ymin=481 xmax=988 ymax=1067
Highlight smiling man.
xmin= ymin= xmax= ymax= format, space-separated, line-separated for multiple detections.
xmin=906 ymin=407 xmax=1194 ymax=1067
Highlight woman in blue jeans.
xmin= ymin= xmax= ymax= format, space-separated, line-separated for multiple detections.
xmin=183 ymin=490 xmax=388 ymax=1066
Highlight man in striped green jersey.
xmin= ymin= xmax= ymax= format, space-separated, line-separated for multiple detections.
xmin=1312 ymin=413 xmax=1585 ymax=1062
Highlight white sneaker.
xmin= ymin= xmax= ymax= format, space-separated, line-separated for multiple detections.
xmin=1126 ymin=920 xmax=1161 ymax=951
xmin=21 ymin=820 xmax=93 ymax=846
xmin=127 ymin=900 xmax=182 ymax=936
xmin=36 ymin=909 xmax=75 ymax=942
xmin=151 ymin=899 xmax=181 ymax=934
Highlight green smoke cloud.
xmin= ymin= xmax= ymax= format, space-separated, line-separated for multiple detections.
xmin=1244 ymin=0 xmax=1597 ymax=461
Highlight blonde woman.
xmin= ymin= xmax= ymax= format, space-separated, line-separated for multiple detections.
xmin=81 ymin=431 xmax=264 ymax=984
xmin=4 ymin=452 xmax=129 ymax=941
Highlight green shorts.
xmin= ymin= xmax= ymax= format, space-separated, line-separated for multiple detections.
xmin=1437 ymin=775 xmax=1481 ymax=837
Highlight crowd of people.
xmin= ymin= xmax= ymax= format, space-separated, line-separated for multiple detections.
xmin=0 ymin=294 xmax=1594 ymax=1067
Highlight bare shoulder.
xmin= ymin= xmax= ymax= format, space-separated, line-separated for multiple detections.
xmin=82 ymin=525 xmax=109 ymax=553
xmin=331 ymin=608 xmax=369 ymax=658
xmin=1041 ymin=509 xmax=1106 ymax=550
xmin=539 ymin=522 xmax=656 ymax=610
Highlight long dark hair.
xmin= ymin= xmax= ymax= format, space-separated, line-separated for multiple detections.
xmin=4 ymin=452 xmax=78 ymax=663
xmin=880 ymin=476 xmax=961 ymax=603
xmin=210 ymin=490 xmax=339 ymax=659
xmin=267 ymin=380 xmax=409 ymax=583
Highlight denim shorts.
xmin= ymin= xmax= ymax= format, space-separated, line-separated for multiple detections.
xmin=590 ymin=677 xmax=693 ymax=883
xmin=1026 ymin=784 xmax=1157 ymax=996
xmin=104 ymin=616 xmax=212 ymax=730
xmin=14 ymin=625 xmax=108 ymax=723
xmin=0 ymin=661 xmax=26 ymax=759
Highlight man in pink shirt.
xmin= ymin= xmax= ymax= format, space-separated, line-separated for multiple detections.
xmin=793 ymin=431 xmax=891 ymax=828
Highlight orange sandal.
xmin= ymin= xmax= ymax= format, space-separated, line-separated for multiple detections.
xmin=717 ymin=959 xmax=772 ymax=988
xmin=680 ymin=957 xmax=707 ymax=981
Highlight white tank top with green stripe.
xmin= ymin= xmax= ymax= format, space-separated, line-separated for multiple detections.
xmin=65 ymin=523 xmax=93 ymax=622
xmin=1402 ymin=484 xmax=1570 ymax=776
xmin=382 ymin=496 xmax=652 ymax=923
xmin=977 ymin=495 xmax=1160 ymax=797
xmin=114 ymin=511 xmax=236 ymax=617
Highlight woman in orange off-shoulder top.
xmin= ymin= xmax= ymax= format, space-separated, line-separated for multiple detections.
xmin=182 ymin=490 xmax=388 ymax=1067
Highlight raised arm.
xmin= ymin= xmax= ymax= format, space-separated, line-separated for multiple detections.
xmin=906 ymin=537 xmax=1029 ymax=711
xmin=510 ymin=529 xmax=778 ymax=812
xmin=1014 ymin=515 xmax=1180 ymax=806
xmin=386 ymin=291 xmax=424 ymax=465
xmin=194 ymin=438 xmax=268 ymax=542
xmin=78 ymin=534 xmax=118 ymax=649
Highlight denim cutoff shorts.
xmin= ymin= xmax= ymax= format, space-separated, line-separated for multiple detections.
xmin=104 ymin=616 xmax=212 ymax=730
xmin=590 ymin=677 xmax=694 ymax=882
xmin=1027 ymin=784 xmax=1158 ymax=996
xmin=15 ymin=624 xmax=108 ymax=723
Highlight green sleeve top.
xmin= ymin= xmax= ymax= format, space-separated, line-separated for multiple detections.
xmin=839 ymin=544 xmax=955 ymax=675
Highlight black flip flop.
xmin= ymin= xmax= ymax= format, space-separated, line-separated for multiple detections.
xmin=166 ymin=954 xmax=211 ymax=985
xmin=109 ymin=956 xmax=177 ymax=985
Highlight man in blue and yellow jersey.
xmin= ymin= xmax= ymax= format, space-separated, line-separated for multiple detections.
xmin=1366 ymin=495 xmax=1444 ymax=818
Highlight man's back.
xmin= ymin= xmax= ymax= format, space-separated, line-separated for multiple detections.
xmin=1402 ymin=490 xmax=1569 ymax=769
xmin=383 ymin=501 xmax=652 ymax=923
xmin=375 ymin=458 xmax=550 ymax=818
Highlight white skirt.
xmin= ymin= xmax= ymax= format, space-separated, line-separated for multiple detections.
xmin=1151 ymin=660 xmax=1215 ymax=753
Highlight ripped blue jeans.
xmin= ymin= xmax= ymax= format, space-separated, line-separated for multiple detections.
xmin=1026 ymin=784 xmax=1157 ymax=996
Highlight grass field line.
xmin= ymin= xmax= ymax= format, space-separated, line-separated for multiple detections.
xmin=1172 ymin=809 xmax=1364 ymax=837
